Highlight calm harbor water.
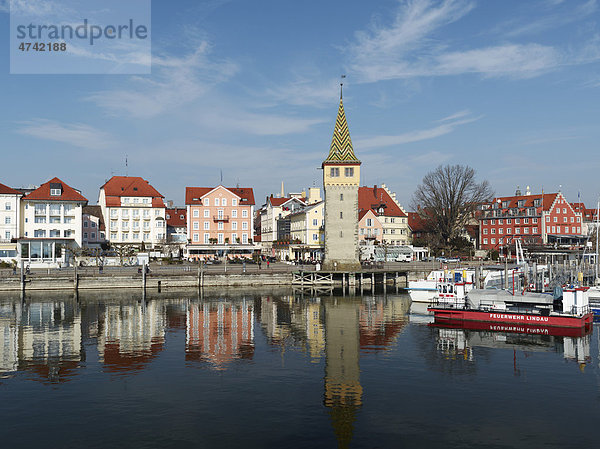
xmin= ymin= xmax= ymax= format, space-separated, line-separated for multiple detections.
xmin=1 ymin=288 xmax=599 ymax=449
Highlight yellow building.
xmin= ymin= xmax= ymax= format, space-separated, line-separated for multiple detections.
xmin=289 ymin=189 xmax=324 ymax=261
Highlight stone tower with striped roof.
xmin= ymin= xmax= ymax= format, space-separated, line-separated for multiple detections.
xmin=322 ymin=88 xmax=361 ymax=271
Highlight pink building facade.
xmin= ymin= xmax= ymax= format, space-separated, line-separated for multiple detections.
xmin=185 ymin=186 xmax=255 ymax=260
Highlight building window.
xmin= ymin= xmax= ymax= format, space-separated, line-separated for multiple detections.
xmin=506 ymin=228 xmax=512 ymax=234
xmin=222 ymin=198 xmax=227 ymax=207
xmin=204 ymin=233 xmax=210 ymax=244
xmin=498 ymin=219 xmax=503 ymax=225
xmin=204 ymin=221 xmax=210 ymax=230
xmin=232 ymin=210 xmax=238 ymax=218
xmin=570 ymin=217 xmax=574 ymax=223
xmin=491 ymin=219 xmax=495 ymax=225
xmin=515 ymin=218 xmax=520 ymax=224
xmin=484 ymin=238 xmax=488 ymax=245
xmin=218 ymin=222 xmax=224 ymax=230
xmin=313 ymin=219 xmax=318 ymax=226
xmin=203 ymin=209 xmax=209 ymax=218
xmin=232 ymin=199 xmax=237 ymax=206
xmin=111 ymin=233 xmax=117 ymax=240
xmin=232 ymin=233 xmax=238 ymax=242
xmin=91 ymin=233 xmax=96 ymax=239
xmin=366 ymin=218 xmax=372 ymax=227
xmin=232 ymin=221 xmax=238 ymax=230
xmin=563 ymin=217 xmax=567 ymax=223
xmin=340 ymin=230 xmax=343 ymax=237
xmin=215 ymin=198 xmax=220 ymax=207
xmin=218 ymin=233 xmax=224 ymax=244
xmin=533 ymin=218 xmax=538 ymax=224
xmin=64 ymin=230 xmax=73 ymax=237
xmin=491 ymin=228 xmax=496 ymax=234
xmin=483 ymin=229 xmax=488 ymax=235
xmin=242 ymin=233 xmax=248 ymax=244
xmin=344 ymin=167 xmax=354 ymax=177
xmin=524 ymin=218 xmax=529 ymax=224
xmin=193 ymin=222 xmax=199 ymax=230
xmin=499 ymin=228 xmax=503 ymax=234
xmin=133 ymin=233 xmax=139 ymax=240
xmin=4 ymin=217 xmax=10 ymax=225
xmin=340 ymin=193 xmax=344 ymax=201
xmin=193 ymin=233 xmax=199 ymax=242
xmin=330 ymin=167 xmax=340 ymax=177
xmin=242 ymin=210 xmax=248 ymax=218
xmin=491 ymin=238 xmax=496 ymax=244
xmin=142 ymin=198 xmax=149 ymax=204
xmin=532 ymin=228 xmax=537 ymax=234
xmin=242 ymin=222 xmax=248 ymax=230
xmin=524 ymin=228 xmax=529 ymax=234
xmin=563 ymin=208 xmax=567 ymax=213
xmin=83 ymin=232 xmax=88 ymax=239
xmin=5 ymin=231 xmax=11 ymax=239
xmin=515 ymin=228 xmax=520 ymax=234
xmin=553 ymin=217 xmax=557 ymax=222
xmin=313 ymin=234 xmax=318 ymax=240
xmin=340 ymin=212 xmax=343 ymax=219
xmin=50 ymin=188 xmax=61 ymax=196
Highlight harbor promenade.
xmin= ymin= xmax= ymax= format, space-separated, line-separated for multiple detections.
xmin=0 ymin=260 xmax=491 ymax=292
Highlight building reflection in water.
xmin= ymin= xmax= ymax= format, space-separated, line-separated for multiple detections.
xmin=0 ymin=298 xmax=82 ymax=382
xmin=186 ymin=298 xmax=254 ymax=369
xmin=98 ymin=301 xmax=166 ymax=374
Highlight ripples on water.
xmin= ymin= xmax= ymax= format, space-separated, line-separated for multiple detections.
xmin=0 ymin=288 xmax=599 ymax=448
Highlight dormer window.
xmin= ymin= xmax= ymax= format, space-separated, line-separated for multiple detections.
xmin=49 ymin=182 xmax=62 ymax=196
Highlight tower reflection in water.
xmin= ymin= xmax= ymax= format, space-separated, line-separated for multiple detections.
xmin=259 ymin=293 xmax=410 ymax=448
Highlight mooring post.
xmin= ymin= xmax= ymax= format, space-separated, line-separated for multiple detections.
xmin=20 ymin=260 xmax=25 ymax=293
xmin=74 ymin=264 xmax=78 ymax=291
xmin=142 ymin=263 xmax=147 ymax=295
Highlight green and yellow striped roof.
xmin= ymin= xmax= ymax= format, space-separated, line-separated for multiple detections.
xmin=324 ymin=98 xmax=360 ymax=163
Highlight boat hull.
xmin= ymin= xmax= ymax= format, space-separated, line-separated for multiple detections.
xmin=429 ymin=318 xmax=593 ymax=338
xmin=427 ymin=307 xmax=593 ymax=328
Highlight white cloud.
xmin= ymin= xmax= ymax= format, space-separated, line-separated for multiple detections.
xmin=265 ymin=77 xmax=343 ymax=108
xmin=355 ymin=113 xmax=481 ymax=150
xmin=346 ymin=0 xmax=598 ymax=82
xmin=86 ymin=42 xmax=238 ymax=118
xmin=16 ymin=119 xmax=114 ymax=150
xmin=195 ymin=108 xmax=326 ymax=136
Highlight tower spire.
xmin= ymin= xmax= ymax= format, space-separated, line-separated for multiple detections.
xmin=324 ymin=82 xmax=359 ymax=164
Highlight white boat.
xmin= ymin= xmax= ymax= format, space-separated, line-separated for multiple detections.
xmin=407 ymin=268 xmax=475 ymax=303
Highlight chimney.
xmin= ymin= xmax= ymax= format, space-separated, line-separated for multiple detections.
xmin=374 ymin=185 xmax=378 ymax=197
xmin=515 ymin=185 xmax=522 ymax=196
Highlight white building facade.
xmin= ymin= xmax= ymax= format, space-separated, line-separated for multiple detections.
xmin=0 ymin=183 xmax=22 ymax=262
xmin=98 ymin=176 xmax=166 ymax=249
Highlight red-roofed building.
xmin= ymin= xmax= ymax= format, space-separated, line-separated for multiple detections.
xmin=98 ymin=176 xmax=166 ymax=249
xmin=478 ymin=189 xmax=584 ymax=251
xmin=571 ymin=202 xmax=599 ymax=236
xmin=20 ymin=177 xmax=88 ymax=266
xmin=185 ymin=185 xmax=255 ymax=260
xmin=358 ymin=184 xmax=410 ymax=245
xmin=0 ymin=182 xmax=23 ymax=261
xmin=165 ymin=207 xmax=187 ymax=256
xmin=259 ymin=195 xmax=307 ymax=255
xmin=82 ymin=205 xmax=107 ymax=249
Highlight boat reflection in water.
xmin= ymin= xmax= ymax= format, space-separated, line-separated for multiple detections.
xmin=430 ymin=318 xmax=592 ymax=370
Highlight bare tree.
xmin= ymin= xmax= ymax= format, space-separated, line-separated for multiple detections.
xmin=412 ymin=164 xmax=493 ymax=248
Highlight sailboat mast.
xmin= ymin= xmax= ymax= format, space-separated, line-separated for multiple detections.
xmin=594 ymin=199 xmax=600 ymax=283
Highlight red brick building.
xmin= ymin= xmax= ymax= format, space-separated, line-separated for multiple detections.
xmin=479 ymin=191 xmax=584 ymax=251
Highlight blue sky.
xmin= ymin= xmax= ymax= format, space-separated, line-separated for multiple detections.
xmin=1 ymin=0 xmax=599 ymax=208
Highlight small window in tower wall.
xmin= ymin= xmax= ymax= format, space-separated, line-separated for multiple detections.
xmin=330 ymin=168 xmax=340 ymax=177
xmin=340 ymin=231 xmax=343 ymax=237
xmin=340 ymin=193 xmax=344 ymax=201
xmin=344 ymin=168 xmax=354 ymax=177
xmin=340 ymin=212 xmax=343 ymax=219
